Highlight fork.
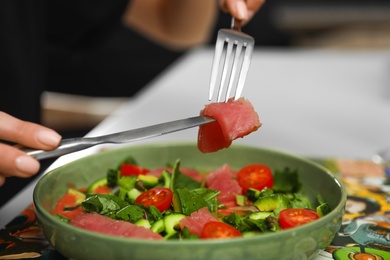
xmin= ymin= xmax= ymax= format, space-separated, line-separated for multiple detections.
xmin=209 ymin=17 xmax=255 ymax=102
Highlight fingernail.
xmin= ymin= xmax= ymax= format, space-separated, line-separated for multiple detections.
xmin=37 ymin=129 xmax=61 ymax=147
xmin=236 ymin=1 xmax=248 ymax=20
xmin=15 ymin=155 xmax=40 ymax=175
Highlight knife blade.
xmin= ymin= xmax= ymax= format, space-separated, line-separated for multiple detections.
xmin=25 ymin=116 xmax=216 ymax=160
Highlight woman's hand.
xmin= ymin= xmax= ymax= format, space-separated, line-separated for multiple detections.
xmin=0 ymin=112 xmax=61 ymax=186
xmin=219 ymin=0 xmax=266 ymax=24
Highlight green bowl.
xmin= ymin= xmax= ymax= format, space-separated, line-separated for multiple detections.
xmin=34 ymin=143 xmax=346 ymax=260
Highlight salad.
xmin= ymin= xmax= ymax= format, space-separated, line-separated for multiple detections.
xmin=53 ymin=157 xmax=331 ymax=240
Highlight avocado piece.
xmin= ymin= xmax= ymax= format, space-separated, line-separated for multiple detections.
xmin=235 ymin=195 xmax=247 ymax=206
xmin=253 ymin=194 xmax=290 ymax=215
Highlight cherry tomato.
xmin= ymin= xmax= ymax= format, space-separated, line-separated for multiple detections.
xmin=120 ymin=163 xmax=149 ymax=176
xmin=135 ymin=188 xmax=173 ymax=212
xmin=53 ymin=193 xmax=83 ymax=219
xmin=237 ymin=164 xmax=273 ymax=194
xmin=279 ymin=208 xmax=320 ymax=229
xmin=200 ymin=221 xmax=242 ymax=239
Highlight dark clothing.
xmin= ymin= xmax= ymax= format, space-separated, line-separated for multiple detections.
xmin=45 ymin=17 xmax=183 ymax=98
xmin=0 ymin=0 xmax=182 ymax=208
xmin=0 ymin=0 xmax=46 ymax=123
xmin=0 ymin=0 xmax=182 ymax=124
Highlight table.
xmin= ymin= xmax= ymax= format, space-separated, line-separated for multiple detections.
xmin=86 ymin=47 xmax=390 ymax=159
xmin=1 ymin=47 xmax=390 ymax=258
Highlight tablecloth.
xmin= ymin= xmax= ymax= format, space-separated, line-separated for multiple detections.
xmin=1 ymin=158 xmax=389 ymax=260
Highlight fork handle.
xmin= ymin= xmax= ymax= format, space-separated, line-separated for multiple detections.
xmin=231 ymin=17 xmax=242 ymax=31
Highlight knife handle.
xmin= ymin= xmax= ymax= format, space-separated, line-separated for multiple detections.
xmin=23 ymin=138 xmax=98 ymax=160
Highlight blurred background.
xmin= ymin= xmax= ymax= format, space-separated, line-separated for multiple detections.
xmin=237 ymin=0 xmax=390 ymax=49
xmin=43 ymin=0 xmax=390 ymax=131
xmin=43 ymin=0 xmax=390 ymax=133
xmin=2 ymin=0 xmax=390 ymax=207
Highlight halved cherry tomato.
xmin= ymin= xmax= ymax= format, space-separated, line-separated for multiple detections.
xmin=200 ymin=221 xmax=242 ymax=239
xmin=237 ymin=164 xmax=273 ymax=194
xmin=53 ymin=193 xmax=83 ymax=219
xmin=120 ymin=163 xmax=149 ymax=177
xmin=134 ymin=188 xmax=173 ymax=212
xmin=279 ymin=208 xmax=320 ymax=229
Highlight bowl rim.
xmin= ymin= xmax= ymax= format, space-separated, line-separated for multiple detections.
xmin=33 ymin=142 xmax=347 ymax=246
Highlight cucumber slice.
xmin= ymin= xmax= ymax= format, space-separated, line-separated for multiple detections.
xmin=67 ymin=188 xmax=86 ymax=204
xmin=159 ymin=170 xmax=171 ymax=188
xmin=151 ymin=219 xmax=165 ymax=234
xmin=163 ymin=213 xmax=185 ymax=235
xmin=138 ymin=175 xmax=159 ymax=189
xmin=135 ymin=219 xmax=151 ymax=229
xmin=87 ymin=178 xmax=108 ymax=193
xmin=249 ymin=211 xmax=273 ymax=220
xmin=316 ymin=203 xmax=331 ymax=217
xmin=127 ymin=188 xmax=142 ymax=201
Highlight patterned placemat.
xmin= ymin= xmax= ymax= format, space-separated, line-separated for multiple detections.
xmin=1 ymin=158 xmax=389 ymax=259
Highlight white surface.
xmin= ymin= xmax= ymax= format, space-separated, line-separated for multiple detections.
xmin=1 ymin=47 xmax=390 ymax=227
xmin=88 ymin=47 xmax=390 ymax=159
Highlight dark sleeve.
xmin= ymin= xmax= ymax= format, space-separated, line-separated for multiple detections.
xmin=0 ymin=0 xmax=46 ymax=123
xmin=0 ymin=0 xmax=130 ymax=123
xmin=45 ymin=0 xmax=130 ymax=50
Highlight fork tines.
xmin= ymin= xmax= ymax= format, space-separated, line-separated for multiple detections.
xmin=209 ymin=29 xmax=254 ymax=102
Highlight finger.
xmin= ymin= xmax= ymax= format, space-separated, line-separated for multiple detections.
xmin=218 ymin=0 xmax=229 ymax=12
xmin=219 ymin=0 xmax=248 ymax=21
xmin=0 ymin=143 xmax=40 ymax=178
xmin=0 ymin=112 xmax=61 ymax=150
xmin=219 ymin=0 xmax=266 ymax=23
xmin=0 ymin=175 xmax=5 ymax=187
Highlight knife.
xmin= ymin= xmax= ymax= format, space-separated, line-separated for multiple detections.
xmin=25 ymin=116 xmax=216 ymax=160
